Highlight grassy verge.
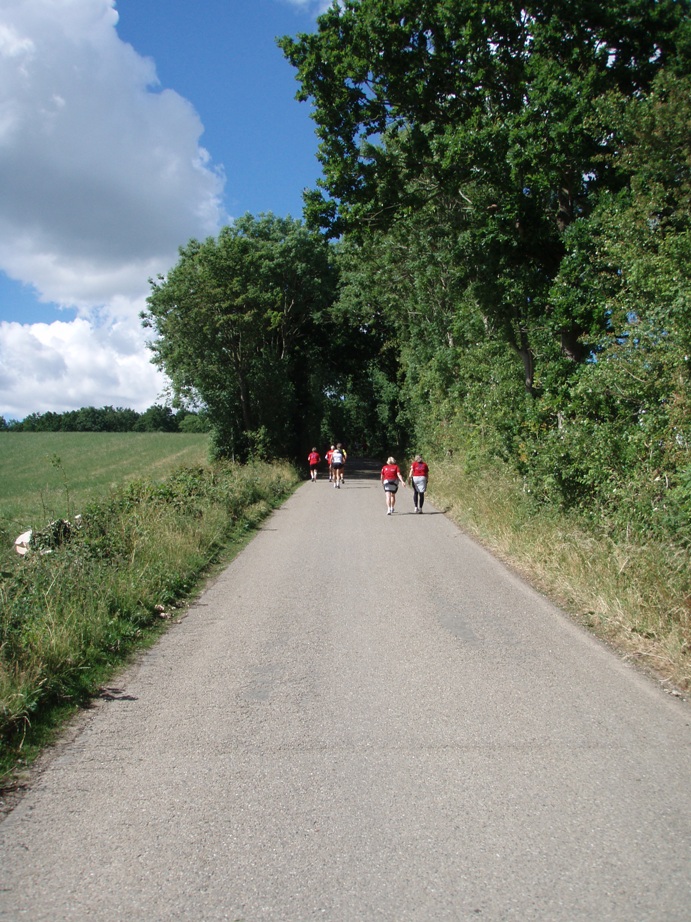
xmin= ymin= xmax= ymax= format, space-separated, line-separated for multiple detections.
xmin=429 ymin=455 xmax=691 ymax=694
xmin=0 ymin=459 xmax=299 ymax=784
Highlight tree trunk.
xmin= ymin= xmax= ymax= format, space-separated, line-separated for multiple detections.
xmin=557 ymin=185 xmax=574 ymax=233
xmin=230 ymin=343 xmax=253 ymax=431
xmin=517 ymin=334 xmax=535 ymax=395
xmin=510 ymin=325 xmax=535 ymax=395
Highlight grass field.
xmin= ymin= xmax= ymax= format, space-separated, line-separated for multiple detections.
xmin=0 ymin=432 xmax=211 ymax=531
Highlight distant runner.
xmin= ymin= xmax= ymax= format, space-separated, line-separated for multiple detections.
xmin=308 ymin=447 xmax=321 ymax=482
xmin=331 ymin=443 xmax=345 ymax=489
xmin=326 ymin=445 xmax=335 ymax=482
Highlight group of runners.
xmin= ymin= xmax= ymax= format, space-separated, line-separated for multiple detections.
xmin=307 ymin=444 xmax=347 ymax=488
xmin=307 ymin=445 xmax=430 ymax=514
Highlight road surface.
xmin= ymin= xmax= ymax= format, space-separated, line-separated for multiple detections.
xmin=1 ymin=460 xmax=690 ymax=920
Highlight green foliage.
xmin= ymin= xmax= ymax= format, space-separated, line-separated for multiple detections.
xmin=132 ymin=404 xmax=179 ymax=432
xmin=142 ymin=213 xmax=339 ymax=461
xmin=3 ymin=404 xmax=198 ymax=433
xmin=280 ymin=0 xmax=691 ymax=547
xmin=519 ymin=69 xmax=691 ymax=536
xmin=11 ymin=406 xmax=140 ymax=432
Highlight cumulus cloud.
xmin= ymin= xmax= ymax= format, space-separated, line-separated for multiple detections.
xmin=0 ymin=299 xmax=167 ymax=418
xmin=0 ymin=0 xmax=225 ymax=418
xmin=0 ymin=0 xmax=224 ymax=302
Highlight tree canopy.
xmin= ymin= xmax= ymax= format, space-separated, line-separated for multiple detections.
xmin=280 ymin=0 xmax=689 ymax=383
xmin=2 ymin=405 xmax=205 ymax=433
xmin=142 ymin=214 xmax=343 ymax=459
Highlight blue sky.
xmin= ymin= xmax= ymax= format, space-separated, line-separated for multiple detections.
xmin=115 ymin=0 xmax=323 ymax=221
xmin=0 ymin=0 xmax=328 ymax=419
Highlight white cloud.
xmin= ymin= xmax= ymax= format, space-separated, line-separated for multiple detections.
xmin=0 ymin=0 xmax=225 ymax=418
xmin=0 ymin=299 xmax=168 ymax=419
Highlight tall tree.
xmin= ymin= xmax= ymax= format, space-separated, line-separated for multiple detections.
xmin=522 ymin=68 xmax=691 ymax=530
xmin=142 ymin=214 xmax=338 ymax=460
xmin=280 ymin=0 xmax=689 ymax=389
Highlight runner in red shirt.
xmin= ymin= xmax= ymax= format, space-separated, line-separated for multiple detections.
xmin=408 ymin=454 xmax=429 ymax=513
xmin=380 ymin=456 xmax=406 ymax=514
xmin=325 ymin=445 xmax=335 ymax=481
xmin=307 ymin=447 xmax=321 ymax=481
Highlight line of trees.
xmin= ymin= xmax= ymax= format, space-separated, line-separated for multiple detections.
xmin=1 ymin=405 xmax=211 ymax=433
xmin=142 ymin=0 xmax=689 ymax=545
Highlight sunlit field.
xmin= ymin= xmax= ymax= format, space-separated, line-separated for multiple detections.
xmin=0 ymin=432 xmax=211 ymax=530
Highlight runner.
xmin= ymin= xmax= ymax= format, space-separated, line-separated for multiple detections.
xmin=331 ymin=443 xmax=345 ymax=488
xmin=325 ymin=445 xmax=335 ymax=481
xmin=307 ymin=447 xmax=321 ymax=482
xmin=408 ymin=454 xmax=429 ymax=513
xmin=381 ymin=456 xmax=406 ymax=514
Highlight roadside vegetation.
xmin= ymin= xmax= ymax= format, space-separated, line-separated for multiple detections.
xmin=0 ymin=446 xmax=299 ymax=783
xmin=429 ymin=453 xmax=690 ymax=695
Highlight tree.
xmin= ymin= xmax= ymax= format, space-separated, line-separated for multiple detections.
xmin=521 ymin=68 xmax=691 ymax=534
xmin=280 ymin=0 xmax=691 ymax=545
xmin=133 ymin=405 xmax=180 ymax=432
xmin=280 ymin=0 xmax=689 ymax=389
xmin=177 ymin=410 xmax=212 ymax=433
xmin=142 ymin=214 xmax=338 ymax=460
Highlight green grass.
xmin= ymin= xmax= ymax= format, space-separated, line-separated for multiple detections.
xmin=0 ymin=432 xmax=210 ymax=529
xmin=428 ymin=454 xmax=691 ymax=694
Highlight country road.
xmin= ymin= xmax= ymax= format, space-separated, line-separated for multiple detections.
xmin=1 ymin=460 xmax=690 ymax=921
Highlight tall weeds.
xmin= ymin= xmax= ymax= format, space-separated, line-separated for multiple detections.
xmin=430 ymin=455 xmax=691 ymax=692
xmin=0 ymin=460 xmax=298 ymax=775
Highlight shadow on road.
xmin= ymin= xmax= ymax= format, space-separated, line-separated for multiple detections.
xmin=326 ymin=457 xmax=385 ymax=481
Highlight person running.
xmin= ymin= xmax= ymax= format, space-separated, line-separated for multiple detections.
xmin=325 ymin=445 xmax=335 ymax=481
xmin=307 ymin=447 xmax=321 ymax=482
xmin=381 ymin=456 xmax=406 ymax=514
xmin=331 ymin=443 xmax=345 ymax=488
xmin=408 ymin=454 xmax=429 ymax=513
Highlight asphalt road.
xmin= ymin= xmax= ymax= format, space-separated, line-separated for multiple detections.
xmin=1 ymin=460 xmax=690 ymax=921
